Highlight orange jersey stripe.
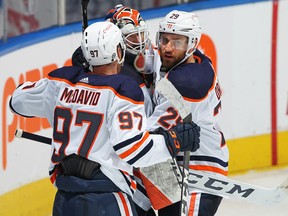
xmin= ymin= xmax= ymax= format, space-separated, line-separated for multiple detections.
xmin=119 ymin=131 xmax=150 ymax=159
xmin=140 ymin=171 xmax=173 ymax=210
xmin=139 ymin=83 xmax=146 ymax=88
xmin=121 ymin=171 xmax=137 ymax=191
xmin=130 ymin=179 xmax=137 ymax=190
xmin=133 ymin=169 xmax=142 ymax=179
xmin=118 ymin=192 xmax=130 ymax=216
xmin=189 ymin=165 xmax=228 ymax=176
xmin=50 ymin=171 xmax=57 ymax=184
xmin=188 ymin=193 xmax=197 ymax=216
xmin=47 ymin=75 xmax=144 ymax=105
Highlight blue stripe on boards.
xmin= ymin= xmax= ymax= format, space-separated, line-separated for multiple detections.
xmin=0 ymin=19 xmax=100 ymax=56
xmin=0 ymin=0 xmax=270 ymax=56
xmin=141 ymin=0 xmax=270 ymax=20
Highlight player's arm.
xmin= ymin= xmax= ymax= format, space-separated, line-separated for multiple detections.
xmin=110 ymin=95 xmax=200 ymax=167
xmin=108 ymin=94 xmax=168 ymax=167
xmin=9 ymin=78 xmax=56 ymax=122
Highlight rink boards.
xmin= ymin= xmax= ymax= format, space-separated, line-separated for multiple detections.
xmin=1 ymin=0 xmax=288 ymax=215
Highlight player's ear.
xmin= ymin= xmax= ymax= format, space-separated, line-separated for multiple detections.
xmin=117 ymin=45 xmax=123 ymax=59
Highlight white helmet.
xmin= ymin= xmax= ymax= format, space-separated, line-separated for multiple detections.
xmin=158 ymin=10 xmax=202 ymax=53
xmin=105 ymin=4 xmax=149 ymax=55
xmin=81 ymin=21 xmax=126 ymax=66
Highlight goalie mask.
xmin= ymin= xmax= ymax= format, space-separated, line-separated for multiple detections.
xmin=158 ymin=10 xmax=202 ymax=58
xmin=105 ymin=4 xmax=149 ymax=55
xmin=81 ymin=22 xmax=126 ymax=66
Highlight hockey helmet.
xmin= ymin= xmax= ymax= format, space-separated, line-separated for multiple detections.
xmin=158 ymin=10 xmax=202 ymax=53
xmin=81 ymin=21 xmax=126 ymax=66
xmin=105 ymin=4 xmax=149 ymax=55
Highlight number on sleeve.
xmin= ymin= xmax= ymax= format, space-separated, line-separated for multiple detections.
xmin=118 ymin=111 xmax=143 ymax=130
xmin=119 ymin=112 xmax=133 ymax=129
xmin=133 ymin=112 xmax=143 ymax=130
xmin=158 ymin=107 xmax=181 ymax=129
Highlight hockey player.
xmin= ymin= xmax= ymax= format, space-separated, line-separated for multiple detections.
xmin=147 ymin=10 xmax=229 ymax=216
xmin=72 ymin=5 xmax=160 ymax=215
xmin=104 ymin=5 xmax=160 ymax=216
xmin=9 ymin=22 xmax=201 ymax=216
xmin=73 ymin=4 xmax=157 ymax=117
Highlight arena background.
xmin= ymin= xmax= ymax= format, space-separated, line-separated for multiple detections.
xmin=0 ymin=0 xmax=287 ymax=215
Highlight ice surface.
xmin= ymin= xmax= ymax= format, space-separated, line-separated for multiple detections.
xmin=216 ymin=167 xmax=288 ymax=216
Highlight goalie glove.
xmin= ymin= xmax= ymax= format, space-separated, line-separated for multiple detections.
xmin=158 ymin=122 xmax=200 ymax=157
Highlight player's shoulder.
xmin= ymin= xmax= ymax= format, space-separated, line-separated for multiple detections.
xmin=106 ymin=74 xmax=144 ymax=103
xmin=120 ymin=63 xmax=145 ymax=86
xmin=48 ymin=66 xmax=143 ymax=103
xmin=168 ymin=49 xmax=216 ymax=100
xmin=48 ymin=66 xmax=85 ymax=82
xmin=80 ymin=72 xmax=144 ymax=103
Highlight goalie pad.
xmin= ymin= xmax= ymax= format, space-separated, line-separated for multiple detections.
xmin=139 ymin=158 xmax=182 ymax=210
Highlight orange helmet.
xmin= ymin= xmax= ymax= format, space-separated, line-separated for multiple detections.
xmin=105 ymin=4 xmax=149 ymax=55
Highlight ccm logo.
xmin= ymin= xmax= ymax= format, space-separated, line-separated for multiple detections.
xmin=189 ymin=172 xmax=255 ymax=198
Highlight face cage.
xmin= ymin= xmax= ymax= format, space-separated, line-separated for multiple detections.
xmin=124 ymin=28 xmax=149 ymax=55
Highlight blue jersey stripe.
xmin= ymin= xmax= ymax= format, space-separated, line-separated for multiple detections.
xmin=177 ymin=155 xmax=228 ymax=168
xmin=114 ymin=133 xmax=144 ymax=151
xmin=127 ymin=140 xmax=154 ymax=165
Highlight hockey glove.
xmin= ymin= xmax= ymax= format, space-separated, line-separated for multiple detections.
xmin=72 ymin=46 xmax=90 ymax=72
xmin=158 ymin=122 xmax=200 ymax=157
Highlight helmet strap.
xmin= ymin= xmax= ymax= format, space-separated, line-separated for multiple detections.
xmin=166 ymin=47 xmax=195 ymax=74
xmin=117 ymin=45 xmax=126 ymax=66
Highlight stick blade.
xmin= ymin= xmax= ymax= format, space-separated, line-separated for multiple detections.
xmin=189 ymin=170 xmax=288 ymax=206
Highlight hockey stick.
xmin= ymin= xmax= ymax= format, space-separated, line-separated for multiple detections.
xmin=156 ymin=78 xmax=288 ymax=208
xmin=81 ymin=0 xmax=90 ymax=32
xmin=188 ymin=169 xmax=288 ymax=206
xmin=15 ymin=129 xmax=51 ymax=145
xmin=156 ymin=78 xmax=192 ymax=216
xmin=14 ymin=77 xmax=288 ymax=207
xmin=14 ymin=131 xmax=288 ymax=206
xmin=79 ymin=0 xmax=90 ymax=70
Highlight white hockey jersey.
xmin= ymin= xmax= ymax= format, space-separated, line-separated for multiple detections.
xmin=148 ymin=49 xmax=229 ymax=189
xmin=120 ymin=40 xmax=157 ymax=118
xmin=9 ymin=66 xmax=171 ymax=197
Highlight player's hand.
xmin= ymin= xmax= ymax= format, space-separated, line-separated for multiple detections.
xmin=72 ymin=46 xmax=90 ymax=72
xmin=159 ymin=122 xmax=200 ymax=157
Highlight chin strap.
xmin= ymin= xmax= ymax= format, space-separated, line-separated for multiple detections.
xmin=117 ymin=45 xmax=126 ymax=66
